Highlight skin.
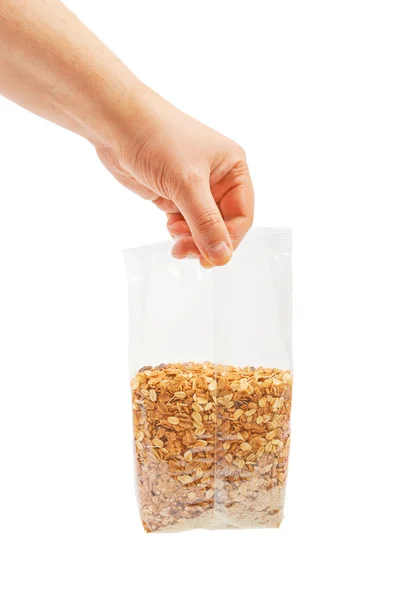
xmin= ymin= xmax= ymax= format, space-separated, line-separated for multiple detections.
xmin=0 ymin=0 xmax=254 ymax=267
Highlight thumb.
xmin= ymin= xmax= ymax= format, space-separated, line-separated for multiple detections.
xmin=175 ymin=179 xmax=232 ymax=266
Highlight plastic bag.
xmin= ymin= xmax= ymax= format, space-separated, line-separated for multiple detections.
xmin=124 ymin=228 xmax=292 ymax=532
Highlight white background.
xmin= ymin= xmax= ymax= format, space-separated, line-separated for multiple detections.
xmin=0 ymin=1 xmax=399 ymax=598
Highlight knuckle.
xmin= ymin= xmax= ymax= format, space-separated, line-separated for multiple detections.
xmin=194 ymin=210 xmax=222 ymax=235
xmin=224 ymin=151 xmax=250 ymax=184
xmin=235 ymin=144 xmax=247 ymax=161
xmin=226 ymin=141 xmax=246 ymax=164
xmin=233 ymin=157 xmax=250 ymax=179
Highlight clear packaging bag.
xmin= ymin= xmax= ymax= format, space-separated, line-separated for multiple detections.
xmin=124 ymin=228 xmax=292 ymax=532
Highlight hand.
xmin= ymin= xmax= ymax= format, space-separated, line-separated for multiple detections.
xmin=96 ymin=88 xmax=254 ymax=267
xmin=0 ymin=0 xmax=253 ymax=266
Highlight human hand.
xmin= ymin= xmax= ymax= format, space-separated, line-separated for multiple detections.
xmin=96 ymin=88 xmax=254 ymax=267
xmin=0 ymin=0 xmax=253 ymax=266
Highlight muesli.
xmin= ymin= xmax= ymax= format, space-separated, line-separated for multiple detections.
xmin=131 ymin=362 xmax=292 ymax=532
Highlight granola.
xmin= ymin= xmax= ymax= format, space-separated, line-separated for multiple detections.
xmin=131 ymin=362 xmax=292 ymax=532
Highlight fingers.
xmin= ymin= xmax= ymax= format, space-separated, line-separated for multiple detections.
xmin=169 ymin=160 xmax=254 ymax=267
xmin=169 ymin=231 xmax=213 ymax=268
xmin=214 ymin=160 xmax=254 ymax=249
xmin=167 ymin=213 xmax=191 ymax=238
xmin=167 ymin=213 xmax=201 ymax=259
xmin=174 ymin=178 xmax=233 ymax=266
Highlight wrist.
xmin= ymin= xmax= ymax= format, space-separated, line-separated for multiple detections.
xmin=84 ymin=74 xmax=155 ymax=151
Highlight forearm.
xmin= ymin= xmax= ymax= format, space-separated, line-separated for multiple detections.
xmin=0 ymin=0 xmax=144 ymax=145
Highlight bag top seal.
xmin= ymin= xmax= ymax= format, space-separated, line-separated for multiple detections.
xmin=124 ymin=227 xmax=291 ymax=261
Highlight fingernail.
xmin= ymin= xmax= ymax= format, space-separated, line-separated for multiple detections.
xmin=206 ymin=242 xmax=232 ymax=265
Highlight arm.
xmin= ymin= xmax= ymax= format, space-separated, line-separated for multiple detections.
xmin=0 ymin=0 xmax=253 ymax=266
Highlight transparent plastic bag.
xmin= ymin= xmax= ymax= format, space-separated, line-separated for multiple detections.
xmin=124 ymin=228 xmax=292 ymax=532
